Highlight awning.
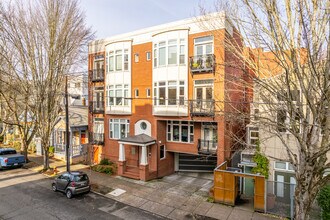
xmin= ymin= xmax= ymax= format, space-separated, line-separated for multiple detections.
xmin=118 ymin=134 xmax=156 ymax=146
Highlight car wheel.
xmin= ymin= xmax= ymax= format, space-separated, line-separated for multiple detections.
xmin=66 ymin=189 xmax=73 ymax=199
xmin=52 ymin=183 xmax=57 ymax=192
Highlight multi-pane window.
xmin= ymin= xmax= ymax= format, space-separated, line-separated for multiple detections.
xmin=109 ymin=119 xmax=129 ymax=139
xmin=153 ymin=38 xmax=186 ymax=67
xmin=107 ymin=49 xmax=129 ymax=72
xmin=154 ymin=81 xmax=185 ymax=106
xmin=106 ymin=84 xmax=129 ymax=106
xmin=194 ymin=36 xmax=213 ymax=56
xmin=167 ymin=121 xmax=194 ymax=143
xmin=277 ymin=90 xmax=301 ymax=133
xmin=248 ymin=127 xmax=259 ymax=146
xmin=274 ymin=161 xmax=294 ymax=171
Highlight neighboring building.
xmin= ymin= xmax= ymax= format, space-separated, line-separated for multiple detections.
xmin=88 ymin=13 xmax=249 ymax=181
xmin=68 ymin=74 xmax=88 ymax=106
xmin=51 ymin=106 xmax=89 ymax=163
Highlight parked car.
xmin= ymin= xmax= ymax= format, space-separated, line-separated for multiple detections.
xmin=0 ymin=148 xmax=25 ymax=169
xmin=52 ymin=171 xmax=90 ymax=199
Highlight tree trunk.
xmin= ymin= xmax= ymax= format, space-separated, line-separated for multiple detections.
xmin=43 ymin=148 xmax=49 ymax=170
xmin=294 ymin=175 xmax=316 ymax=220
xmin=22 ymin=141 xmax=29 ymax=162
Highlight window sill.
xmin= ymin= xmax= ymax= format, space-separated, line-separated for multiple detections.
xmin=166 ymin=140 xmax=194 ymax=145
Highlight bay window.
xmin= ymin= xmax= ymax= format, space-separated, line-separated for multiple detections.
xmin=154 ymin=81 xmax=185 ymax=106
xmin=109 ymin=119 xmax=129 ymax=139
xmin=106 ymin=84 xmax=129 ymax=107
xmin=153 ymin=38 xmax=186 ymax=67
xmin=167 ymin=121 xmax=194 ymax=143
xmin=107 ymin=49 xmax=129 ymax=72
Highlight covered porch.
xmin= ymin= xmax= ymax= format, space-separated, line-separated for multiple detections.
xmin=117 ymin=134 xmax=157 ymax=181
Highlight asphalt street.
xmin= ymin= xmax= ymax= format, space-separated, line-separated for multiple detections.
xmin=0 ymin=168 xmax=166 ymax=220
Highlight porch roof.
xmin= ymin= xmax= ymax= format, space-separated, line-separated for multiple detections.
xmin=118 ymin=134 xmax=156 ymax=146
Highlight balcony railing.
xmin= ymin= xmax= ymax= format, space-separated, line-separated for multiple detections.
xmin=93 ymin=133 xmax=104 ymax=145
xmin=189 ymin=54 xmax=215 ymax=73
xmin=198 ymin=139 xmax=217 ymax=155
xmin=91 ymin=69 xmax=104 ymax=82
xmin=89 ymin=101 xmax=104 ymax=114
xmin=190 ymin=99 xmax=215 ymax=116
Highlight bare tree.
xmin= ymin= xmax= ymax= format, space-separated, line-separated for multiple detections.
xmin=199 ymin=0 xmax=330 ymax=219
xmin=0 ymin=0 xmax=93 ymax=169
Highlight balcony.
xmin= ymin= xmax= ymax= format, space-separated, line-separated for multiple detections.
xmin=93 ymin=133 xmax=104 ymax=145
xmin=198 ymin=139 xmax=217 ymax=155
xmin=91 ymin=69 xmax=104 ymax=82
xmin=189 ymin=54 xmax=215 ymax=73
xmin=189 ymin=99 xmax=215 ymax=116
xmin=89 ymin=101 xmax=104 ymax=114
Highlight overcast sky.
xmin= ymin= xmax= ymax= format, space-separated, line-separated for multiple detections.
xmin=80 ymin=0 xmax=217 ymax=40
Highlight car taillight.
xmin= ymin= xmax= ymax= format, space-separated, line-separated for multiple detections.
xmin=70 ymin=181 xmax=75 ymax=187
xmin=4 ymin=158 xmax=8 ymax=163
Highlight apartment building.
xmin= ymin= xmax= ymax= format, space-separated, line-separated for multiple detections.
xmin=88 ymin=13 xmax=249 ymax=181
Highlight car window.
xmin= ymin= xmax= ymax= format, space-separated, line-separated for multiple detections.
xmin=0 ymin=150 xmax=17 ymax=155
xmin=62 ymin=174 xmax=70 ymax=181
xmin=73 ymin=174 xmax=88 ymax=182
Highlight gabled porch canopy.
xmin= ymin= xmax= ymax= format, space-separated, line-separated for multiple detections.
xmin=118 ymin=134 xmax=156 ymax=147
xmin=117 ymin=134 xmax=156 ymax=168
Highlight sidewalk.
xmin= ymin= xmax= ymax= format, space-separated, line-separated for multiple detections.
xmin=27 ymin=154 xmax=280 ymax=220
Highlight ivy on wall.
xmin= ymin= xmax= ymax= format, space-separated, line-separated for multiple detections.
xmin=251 ymin=141 xmax=269 ymax=179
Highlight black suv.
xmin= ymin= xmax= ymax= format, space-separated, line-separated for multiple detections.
xmin=52 ymin=171 xmax=90 ymax=199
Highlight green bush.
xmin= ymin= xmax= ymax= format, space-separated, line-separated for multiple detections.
xmin=317 ymin=184 xmax=330 ymax=220
xmin=100 ymin=158 xmax=112 ymax=165
xmin=49 ymin=146 xmax=55 ymax=154
xmin=251 ymin=141 xmax=269 ymax=179
xmin=92 ymin=165 xmax=114 ymax=175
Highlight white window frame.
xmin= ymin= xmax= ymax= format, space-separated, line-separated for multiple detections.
xmin=153 ymin=81 xmax=185 ymax=106
xmin=106 ymin=84 xmax=129 ymax=107
xmin=194 ymin=36 xmax=214 ymax=56
xmin=277 ymin=90 xmax=301 ymax=133
xmin=146 ymin=88 xmax=151 ymax=97
xmin=146 ymin=51 xmax=151 ymax=61
xmin=109 ymin=119 xmax=130 ymax=139
xmin=153 ymin=38 xmax=186 ymax=68
xmin=107 ymin=49 xmax=129 ymax=73
xmin=274 ymin=161 xmax=295 ymax=172
xmin=249 ymin=129 xmax=259 ymax=147
xmin=167 ymin=121 xmax=194 ymax=143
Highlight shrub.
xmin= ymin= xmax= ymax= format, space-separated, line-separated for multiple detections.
xmin=317 ymin=184 xmax=330 ymax=220
xmin=100 ymin=158 xmax=112 ymax=165
xmin=92 ymin=165 xmax=114 ymax=175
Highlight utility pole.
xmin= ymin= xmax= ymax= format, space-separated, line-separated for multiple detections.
xmin=65 ymin=75 xmax=70 ymax=172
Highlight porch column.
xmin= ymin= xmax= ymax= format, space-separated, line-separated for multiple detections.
xmin=118 ymin=143 xmax=126 ymax=176
xmin=119 ymin=143 xmax=125 ymax=161
xmin=140 ymin=145 xmax=148 ymax=165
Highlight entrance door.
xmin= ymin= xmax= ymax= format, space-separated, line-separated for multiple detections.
xmin=244 ymin=166 xmax=255 ymax=197
xmin=195 ymin=87 xmax=213 ymax=111
xmin=201 ymin=124 xmax=217 ymax=152
xmin=127 ymin=146 xmax=139 ymax=167
xmin=275 ymin=171 xmax=295 ymax=203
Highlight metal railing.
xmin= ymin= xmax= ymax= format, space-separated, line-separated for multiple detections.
xmin=190 ymin=99 xmax=215 ymax=116
xmin=91 ymin=69 xmax=104 ymax=82
xmin=189 ymin=54 xmax=215 ymax=73
xmin=93 ymin=133 xmax=104 ymax=145
xmin=198 ymin=139 xmax=217 ymax=154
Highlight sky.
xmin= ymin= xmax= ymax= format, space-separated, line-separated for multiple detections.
xmin=79 ymin=0 xmax=218 ymax=40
